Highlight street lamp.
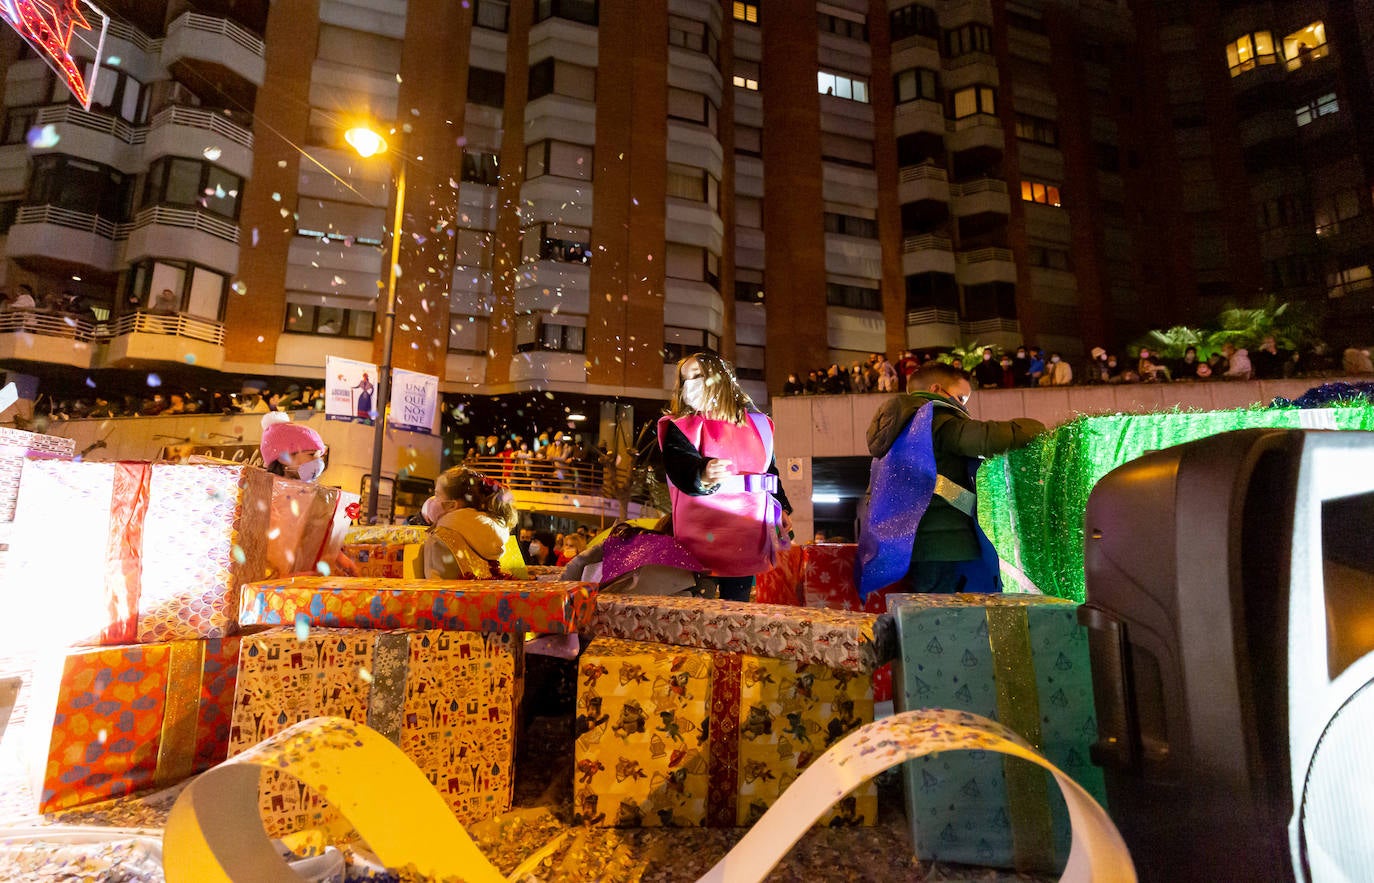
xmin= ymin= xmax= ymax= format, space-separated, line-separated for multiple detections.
xmin=346 ymin=125 xmax=406 ymax=523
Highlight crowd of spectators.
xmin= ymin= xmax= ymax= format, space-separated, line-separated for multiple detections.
xmin=462 ymin=432 xmax=610 ymax=494
xmin=1 ymin=284 xmax=107 ymax=325
xmin=30 ymin=385 xmax=326 ymax=423
xmin=780 ymin=339 xmax=1373 ymax=396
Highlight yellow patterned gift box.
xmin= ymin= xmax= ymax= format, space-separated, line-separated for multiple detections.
xmin=229 ymin=627 xmax=521 ymax=837
xmin=574 ymin=637 xmax=877 ymax=828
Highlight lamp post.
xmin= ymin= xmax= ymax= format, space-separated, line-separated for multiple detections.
xmin=346 ymin=125 xmax=405 ymax=523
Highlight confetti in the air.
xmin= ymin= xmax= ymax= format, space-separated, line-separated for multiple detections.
xmin=146 ymin=373 xmax=162 ymax=387
xmin=203 ymin=146 xmax=222 ymax=161
xmin=294 ymin=615 xmax=311 ymax=642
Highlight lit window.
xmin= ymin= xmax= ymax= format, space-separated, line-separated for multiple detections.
xmin=1327 ymin=265 xmax=1372 ymax=298
xmin=1283 ymin=21 xmax=1328 ymax=70
xmin=1295 ymin=92 xmax=1338 ymax=127
xmin=732 ymin=2 xmax=758 ymax=24
xmin=1225 ymin=31 xmax=1276 ymax=76
xmin=1314 ymin=189 xmax=1361 ymax=237
xmin=521 ymin=223 xmax=591 ymax=264
xmin=951 ymin=85 xmax=996 ymax=118
xmin=817 ymin=70 xmax=869 ymax=103
xmin=1020 ymin=179 xmax=1062 ymax=207
xmin=733 ymin=59 xmax=760 ymax=91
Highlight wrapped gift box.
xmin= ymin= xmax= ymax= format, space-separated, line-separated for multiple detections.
xmin=888 ymin=593 xmax=1105 ymax=871
xmin=976 ymin=404 xmax=1374 ymax=601
xmin=267 ymin=477 xmax=356 ymax=577
xmin=8 ymin=461 xmax=271 ymax=645
xmin=589 ymin=595 xmax=895 ymax=673
xmin=574 ymin=637 xmax=876 ymax=828
xmin=239 ymin=576 xmax=596 ymax=634
xmin=26 ymin=638 xmax=240 ymax=813
xmin=0 ymin=428 xmax=75 ymax=572
xmin=798 ymin=543 xmax=906 ymax=702
xmin=753 ymin=545 xmax=804 ymax=606
xmin=343 ymin=525 xmax=430 ymax=545
xmin=230 ymin=627 xmax=520 ymax=835
xmin=340 ymin=524 xmax=429 ymax=579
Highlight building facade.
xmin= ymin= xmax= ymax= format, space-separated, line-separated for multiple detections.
xmin=0 ymin=0 xmax=1369 ymax=424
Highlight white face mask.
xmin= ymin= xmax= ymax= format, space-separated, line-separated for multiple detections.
xmin=528 ymin=540 xmax=544 ymax=557
xmin=682 ymin=377 xmax=707 ymax=411
xmin=294 ymin=457 xmax=325 ymax=483
xmin=421 ymin=495 xmax=446 ymax=524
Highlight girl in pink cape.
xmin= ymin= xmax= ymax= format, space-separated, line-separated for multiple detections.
xmin=658 ymin=352 xmax=792 ymax=601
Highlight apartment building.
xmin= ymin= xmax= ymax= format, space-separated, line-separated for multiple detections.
xmin=1 ymin=0 xmax=1366 ymax=423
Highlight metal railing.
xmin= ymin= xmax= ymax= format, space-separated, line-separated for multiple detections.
xmin=898 ymin=161 xmax=948 ymax=184
xmin=118 ymin=206 xmax=239 ymax=243
xmin=961 ymin=317 xmax=1021 ymax=335
xmin=149 ymin=105 xmax=253 ymax=149
xmin=957 ymin=247 xmax=1014 ymax=263
xmin=949 ymin=177 xmax=1008 ymax=197
xmin=464 ymin=454 xmax=610 ymax=497
xmin=902 ymin=234 xmax=953 ymax=253
xmin=947 ymin=113 xmax=1002 ymax=133
xmin=13 ymin=205 xmax=119 ymax=239
xmin=0 ymin=310 xmax=97 ymax=341
xmin=35 ymin=104 xmax=144 ymax=145
xmin=104 ymin=18 xmax=162 ymax=53
xmin=906 ymin=308 xmax=960 ymax=326
xmin=103 ymin=310 xmax=226 ymax=345
xmin=168 ymin=11 xmax=265 ymax=57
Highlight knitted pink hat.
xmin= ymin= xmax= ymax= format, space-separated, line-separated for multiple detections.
xmin=260 ymin=412 xmax=325 ymax=466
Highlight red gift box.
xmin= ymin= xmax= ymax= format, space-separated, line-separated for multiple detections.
xmin=753 ymin=545 xmax=804 ymax=606
xmin=799 ymin=544 xmax=897 ymax=701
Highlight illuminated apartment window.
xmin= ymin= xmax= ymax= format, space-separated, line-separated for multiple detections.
xmin=1225 ymin=31 xmax=1276 ymax=76
xmin=1314 ymin=189 xmax=1361 ymax=237
xmin=1020 ymin=179 xmax=1062 ymax=207
xmin=733 ymin=59 xmax=760 ymax=91
xmin=733 ymin=2 xmax=758 ymax=24
xmin=1283 ymin=22 xmax=1328 ymax=71
xmin=1295 ymin=92 xmax=1338 ymax=127
xmin=951 ymin=85 xmax=996 ymax=119
xmin=818 ymin=70 xmax=869 ymax=103
xmin=521 ymin=224 xmax=591 ymax=264
xmin=1327 ymin=265 xmax=1372 ymax=299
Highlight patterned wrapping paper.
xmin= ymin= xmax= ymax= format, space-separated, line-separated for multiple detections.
xmin=26 ymin=638 xmax=240 ymax=813
xmin=342 ymin=542 xmax=411 ymax=578
xmin=573 ymin=637 xmax=876 ymax=828
xmin=0 ymin=428 xmax=74 ymax=524
xmin=590 ymin=594 xmax=895 ymax=674
xmin=239 ymin=576 xmax=596 ymax=634
xmin=266 ymin=477 xmax=348 ymax=577
xmin=7 ymin=461 xmax=271 ymax=645
xmin=796 ymin=543 xmax=902 ymax=701
xmin=752 ymin=545 xmax=804 ymax=606
xmin=343 ymin=525 xmax=430 ymax=546
xmin=887 ymin=592 xmax=1105 ymax=872
xmin=229 ymin=627 xmax=520 ymax=836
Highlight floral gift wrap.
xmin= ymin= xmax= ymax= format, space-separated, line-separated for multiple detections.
xmin=589 ymin=595 xmax=895 ymax=674
xmin=26 ymin=637 xmax=240 ymax=813
xmin=574 ymin=637 xmax=876 ymax=828
xmin=229 ymin=627 xmax=521 ymax=836
xmin=239 ymin=576 xmax=596 ymax=634
xmin=887 ymin=592 xmax=1105 ymax=872
xmin=8 ymin=461 xmax=271 ymax=645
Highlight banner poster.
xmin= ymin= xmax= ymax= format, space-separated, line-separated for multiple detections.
xmin=326 ymin=356 xmax=380 ymax=424
xmin=388 ymin=368 xmax=439 ymax=434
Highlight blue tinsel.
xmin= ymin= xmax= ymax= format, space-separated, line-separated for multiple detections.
xmin=1272 ymin=381 xmax=1374 ymax=409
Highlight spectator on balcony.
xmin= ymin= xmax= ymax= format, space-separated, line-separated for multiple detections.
xmin=59 ymin=291 xmax=82 ymax=314
xmin=89 ymin=397 xmax=116 ymax=418
xmin=1043 ymin=352 xmax=1073 ymax=386
xmin=876 ymin=355 xmax=899 ymax=393
xmin=1137 ymin=348 xmax=1172 ymax=383
xmin=782 ymin=373 xmax=804 ymax=396
xmin=1251 ymin=336 xmax=1292 ymax=379
xmin=1221 ymin=342 xmax=1252 ymax=380
xmin=849 ymin=363 xmax=870 ymax=394
xmin=896 ymin=349 xmax=919 ymax=387
xmin=973 ymin=349 xmax=1002 ymax=389
xmin=153 ymin=288 xmax=179 ymax=314
xmin=1343 ymin=348 xmax=1374 ymax=375
xmin=1011 ymin=347 xmax=1032 ymax=387
xmin=5 ymin=285 xmax=36 ymax=311
xmin=1174 ymin=346 xmax=1202 ymax=380
xmin=820 ymin=364 xmax=849 ymax=395
xmin=803 ymin=370 xmax=820 ymax=394
xmin=1027 ymin=347 xmax=1046 ymax=386
xmin=997 ymin=354 xmax=1017 ymax=388
xmin=164 ymin=393 xmax=187 ymax=415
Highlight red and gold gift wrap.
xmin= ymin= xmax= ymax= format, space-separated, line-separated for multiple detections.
xmin=752 ymin=545 xmax=804 ymax=606
xmin=574 ymin=637 xmax=877 ymax=828
xmin=27 ymin=638 xmax=240 ymax=813
xmin=341 ymin=526 xmax=429 ymax=579
xmin=8 ymin=461 xmax=270 ymax=645
xmin=229 ymin=627 xmax=521 ymax=836
xmin=239 ymin=576 xmax=596 ymax=634
xmin=798 ymin=543 xmax=900 ymax=701
xmin=267 ymin=476 xmax=355 ymax=577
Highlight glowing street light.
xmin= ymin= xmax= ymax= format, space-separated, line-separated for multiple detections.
xmin=344 ymin=126 xmax=388 ymax=158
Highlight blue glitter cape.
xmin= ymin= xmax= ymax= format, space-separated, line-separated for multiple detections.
xmin=856 ymin=401 xmax=939 ymax=598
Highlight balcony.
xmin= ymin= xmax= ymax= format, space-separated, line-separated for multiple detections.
xmin=120 ymin=206 xmax=240 ymax=275
xmin=161 ymin=12 xmax=266 ymax=102
xmin=99 ymin=310 xmax=226 ymax=371
xmin=955 ymin=246 xmax=1017 ymax=286
xmin=466 ymin=455 xmax=659 ymax=523
xmin=893 ymin=99 xmax=946 ymax=137
xmin=900 ymin=233 xmax=956 ymax=276
xmin=905 ymin=307 xmax=961 ymax=350
xmin=898 ymin=162 xmax=950 ymax=204
xmin=31 ymin=105 xmax=145 ymax=172
xmin=946 ymin=114 xmax=1005 ymax=154
xmin=949 ymin=177 xmax=1010 ymax=216
xmin=144 ymin=106 xmax=254 ymax=179
xmin=0 ymin=311 xmax=98 ymax=368
xmin=5 ymin=206 xmax=122 ymax=273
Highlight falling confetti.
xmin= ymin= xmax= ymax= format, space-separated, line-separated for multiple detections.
xmin=359 ymin=667 xmax=374 ymax=683
xmin=317 ymin=560 xmax=332 ymax=576
xmin=232 ymin=280 xmax=248 ymax=295
xmin=232 ymin=545 xmax=247 ymax=565
xmin=184 ymin=353 xmax=197 ymax=364
xmin=146 ymin=373 xmax=162 ymax=387
xmin=294 ymin=614 xmax=311 ymax=642
xmin=203 ymin=146 xmax=222 ymax=161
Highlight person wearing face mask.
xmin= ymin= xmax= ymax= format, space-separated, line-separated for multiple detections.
xmin=260 ymin=411 xmax=329 ymax=482
xmin=972 ymin=349 xmax=1003 ymax=390
xmin=422 ymin=466 xmax=519 ymax=579
xmin=259 ymin=412 xmax=358 ymax=575
xmin=858 ymin=362 xmax=1044 ymax=595
xmin=1011 ymin=347 xmax=1032 ymax=388
xmin=1043 ymin=351 xmax=1073 ymax=386
xmin=658 ymin=352 xmax=793 ymax=601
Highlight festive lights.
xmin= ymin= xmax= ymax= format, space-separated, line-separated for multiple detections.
xmin=0 ymin=0 xmax=107 ymax=109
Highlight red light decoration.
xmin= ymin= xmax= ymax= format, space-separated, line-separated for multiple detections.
xmin=1 ymin=1 xmax=95 ymax=107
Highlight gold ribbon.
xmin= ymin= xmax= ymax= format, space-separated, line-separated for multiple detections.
xmin=986 ymin=604 xmax=1056 ymax=872
xmin=154 ymin=640 xmax=205 ymax=788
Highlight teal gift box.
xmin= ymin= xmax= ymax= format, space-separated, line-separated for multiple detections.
xmin=887 ymin=593 xmax=1104 ymax=872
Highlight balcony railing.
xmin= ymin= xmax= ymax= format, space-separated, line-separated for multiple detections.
xmin=957 ymin=247 xmax=1015 ymax=264
xmin=947 ymin=113 xmax=1002 ymax=133
xmin=170 ymin=11 xmax=265 ymax=56
xmin=899 ymin=161 xmax=947 ymax=184
xmin=104 ymin=18 xmax=162 ymax=53
xmin=35 ymin=104 xmax=144 ymax=145
xmin=118 ymin=206 xmax=239 ymax=243
xmin=0 ymin=310 xmax=97 ymax=341
xmin=149 ymin=105 xmax=253 ymax=148
xmin=103 ymin=310 xmax=226 ymax=345
xmin=906 ymin=308 xmax=960 ymax=326
xmin=14 ymin=205 xmax=119 ymax=239
xmin=465 ymin=454 xmax=610 ymax=497
xmin=902 ymin=234 xmax=953 ymax=253
xmin=949 ymin=178 xmax=1008 ymax=197
xmin=961 ymin=317 xmax=1020 ymax=335
xmin=1285 ymin=43 xmax=1329 ymax=72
